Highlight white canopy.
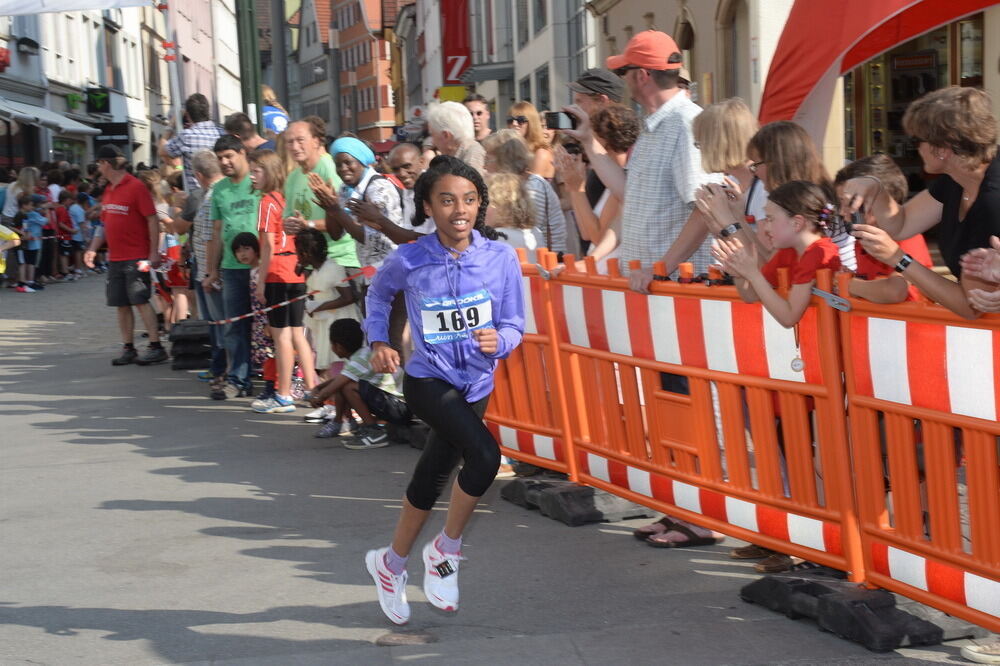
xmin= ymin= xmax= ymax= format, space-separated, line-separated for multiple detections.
xmin=0 ymin=0 xmax=150 ymax=14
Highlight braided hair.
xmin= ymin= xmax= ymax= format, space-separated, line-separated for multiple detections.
xmin=294 ymin=227 xmax=328 ymax=275
xmin=412 ymin=154 xmax=502 ymax=241
xmin=767 ymin=180 xmax=837 ymax=235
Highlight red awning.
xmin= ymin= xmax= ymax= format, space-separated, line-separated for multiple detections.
xmin=759 ymin=0 xmax=997 ymax=142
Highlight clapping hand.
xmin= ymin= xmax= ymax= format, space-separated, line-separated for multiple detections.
xmin=283 ymin=212 xmax=306 ymax=235
xmin=346 ymin=199 xmax=381 ymax=224
xmin=960 ymin=235 xmax=1000 ymax=283
xmin=307 ymin=173 xmax=339 ymax=211
xmin=711 ymin=237 xmax=756 ymax=278
xmin=552 ymin=144 xmax=586 ymax=192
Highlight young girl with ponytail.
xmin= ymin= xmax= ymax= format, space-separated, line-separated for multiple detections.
xmin=362 ymin=154 xmax=525 ymax=625
xmin=713 ymin=180 xmax=842 ymax=328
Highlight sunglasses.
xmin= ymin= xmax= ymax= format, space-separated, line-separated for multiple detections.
xmin=506 ymin=115 xmax=529 ymax=125
xmin=749 ymin=160 xmax=766 ymax=173
xmin=613 ymin=65 xmax=641 ymax=77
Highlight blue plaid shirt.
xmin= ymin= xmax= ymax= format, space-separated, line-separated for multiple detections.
xmin=166 ymin=121 xmax=225 ymax=192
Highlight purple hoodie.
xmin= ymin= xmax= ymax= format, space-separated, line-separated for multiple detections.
xmin=364 ymin=229 xmax=525 ymax=401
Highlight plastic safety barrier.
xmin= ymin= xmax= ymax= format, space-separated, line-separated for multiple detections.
xmin=835 ymin=273 xmax=1000 ymax=633
xmin=485 ymin=258 xmax=574 ymax=476
xmin=487 ymin=249 xmax=1000 ymax=633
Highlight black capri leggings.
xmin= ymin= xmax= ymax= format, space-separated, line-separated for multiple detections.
xmin=403 ymin=374 xmax=498 ymax=511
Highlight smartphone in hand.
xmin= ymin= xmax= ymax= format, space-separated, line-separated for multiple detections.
xmin=544 ymin=111 xmax=577 ymax=130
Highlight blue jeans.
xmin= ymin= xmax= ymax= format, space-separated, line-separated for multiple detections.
xmin=193 ymin=261 xmax=226 ymax=378
xmin=221 ymin=268 xmax=252 ymax=388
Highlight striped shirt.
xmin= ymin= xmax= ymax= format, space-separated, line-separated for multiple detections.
xmin=342 ymin=345 xmax=402 ymax=397
xmin=166 ymin=121 xmax=225 ymax=192
xmin=191 ymin=185 xmax=216 ymax=281
xmin=620 ymin=93 xmax=721 ymax=275
xmin=524 ymin=174 xmax=567 ymax=253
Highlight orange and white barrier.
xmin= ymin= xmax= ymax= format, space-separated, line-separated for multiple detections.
xmin=487 ymin=249 xmax=1000 ymax=633
xmin=835 ymin=273 xmax=1000 ymax=634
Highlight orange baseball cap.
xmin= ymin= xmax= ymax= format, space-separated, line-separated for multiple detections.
xmin=606 ymin=30 xmax=683 ymax=71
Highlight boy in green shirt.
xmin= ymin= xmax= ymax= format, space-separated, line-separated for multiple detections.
xmin=205 ymin=135 xmax=260 ymax=399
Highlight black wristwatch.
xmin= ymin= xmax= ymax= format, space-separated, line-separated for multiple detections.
xmin=719 ymin=222 xmax=742 ymax=238
xmin=894 ymin=253 xmax=913 ymax=273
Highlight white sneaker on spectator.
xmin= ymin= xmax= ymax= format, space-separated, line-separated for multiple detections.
xmin=365 ymin=547 xmax=410 ymax=625
xmin=338 ymin=418 xmax=361 ymax=437
xmin=421 ymin=539 xmax=462 ymax=612
xmin=303 ymin=404 xmax=336 ymax=423
xmin=962 ymin=642 xmax=1000 ymax=664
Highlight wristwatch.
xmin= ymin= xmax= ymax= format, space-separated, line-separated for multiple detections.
xmin=894 ymin=253 xmax=913 ymax=273
xmin=305 ymin=220 xmax=316 ymax=229
xmin=720 ymin=222 xmax=742 ymax=238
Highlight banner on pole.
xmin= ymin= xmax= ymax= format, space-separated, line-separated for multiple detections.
xmin=441 ymin=0 xmax=471 ymax=85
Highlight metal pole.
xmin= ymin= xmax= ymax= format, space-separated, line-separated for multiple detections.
xmin=159 ymin=2 xmax=183 ymax=137
xmin=269 ymin=0 xmax=287 ymax=104
xmin=236 ymin=0 xmax=264 ymax=128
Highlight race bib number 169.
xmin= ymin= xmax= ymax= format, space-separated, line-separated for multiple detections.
xmin=420 ymin=289 xmax=494 ymax=345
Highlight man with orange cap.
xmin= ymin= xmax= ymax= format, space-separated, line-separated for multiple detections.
xmin=564 ymin=30 xmax=719 ymax=283
xmin=563 ymin=31 xmax=721 ymax=549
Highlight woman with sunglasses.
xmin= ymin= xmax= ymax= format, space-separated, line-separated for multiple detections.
xmin=506 ymin=101 xmax=554 ymax=180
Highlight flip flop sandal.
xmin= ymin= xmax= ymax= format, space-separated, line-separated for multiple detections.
xmin=753 ymin=553 xmax=795 ymax=573
xmin=645 ymin=522 xmax=718 ymax=548
xmin=632 ymin=516 xmax=676 ymax=540
xmin=729 ymin=544 xmax=775 ymax=560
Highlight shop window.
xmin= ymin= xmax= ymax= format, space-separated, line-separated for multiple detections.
xmin=718 ymin=0 xmax=750 ymax=102
xmin=533 ymin=0 xmax=546 ymax=35
xmin=535 ymin=64 xmax=550 ymax=111
xmin=517 ymin=0 xmax=529 ymax=50
xmin=847 ymin=14 xmax=984 ymax=194
xmin=519 ymin=75 xmax=531 ymax=103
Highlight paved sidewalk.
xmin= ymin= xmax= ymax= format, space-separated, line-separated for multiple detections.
xmin=0 ymin=277 xmax=980 ymax=664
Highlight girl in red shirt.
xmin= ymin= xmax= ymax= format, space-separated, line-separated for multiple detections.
xmin=713 ymin=180 xmax=842 ymax=328
xmin=249 ymin=149 xmax=317 ymax=413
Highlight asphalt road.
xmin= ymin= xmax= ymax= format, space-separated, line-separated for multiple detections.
xmin=0 ymin=275 xmax=984 ymax=664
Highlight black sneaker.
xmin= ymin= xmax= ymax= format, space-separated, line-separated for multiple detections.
xmin=210 ymin=376 xmax=227 ymax=401
xmin=112 ymin=347 xmax=138 ymax=366
xmin=135 ymin=346 xmax=168 ymax=365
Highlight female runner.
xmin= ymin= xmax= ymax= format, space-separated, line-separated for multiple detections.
xmin=363 ymin=154 xmax=525 ymax=625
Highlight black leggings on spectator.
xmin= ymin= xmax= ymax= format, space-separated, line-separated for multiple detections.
xmin=403 ymin=374 xmax=497 ymax=511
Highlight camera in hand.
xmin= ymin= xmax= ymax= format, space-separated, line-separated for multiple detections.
xmin=544 ymin=111 xmax=577 ymax=130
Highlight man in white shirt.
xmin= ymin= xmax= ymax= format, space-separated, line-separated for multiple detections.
xmin=566 ymin=31 xmax=719 ymax=279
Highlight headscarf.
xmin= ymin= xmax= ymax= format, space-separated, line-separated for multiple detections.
xmin=330 ymin=137 xmax=375 ymax=167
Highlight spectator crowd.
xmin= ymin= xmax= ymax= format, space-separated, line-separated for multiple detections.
xmin=2 ymin=31 xmax=999 ymax=648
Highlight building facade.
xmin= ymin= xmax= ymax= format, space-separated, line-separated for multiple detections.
xmin=459 ymin=0 xmax=597 ymax=129
xmin=332 ymin=0 xmax=396 ymax=141
xmin=1 ymin=1 xmax=244 ymax=169
xmin=0 ymin=15 xmax=48 ymax=169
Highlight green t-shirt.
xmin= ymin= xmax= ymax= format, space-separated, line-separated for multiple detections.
xmin=210 ymin=174 xmax=260 ymax=270
xmin=283 ymin=153 xmax=358 ymax=267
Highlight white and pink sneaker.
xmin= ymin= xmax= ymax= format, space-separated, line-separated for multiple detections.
xmin=365 ymin=547 xmax=410 ymax=625
xmin=421 ymin=539 xmax=463 ymax=612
